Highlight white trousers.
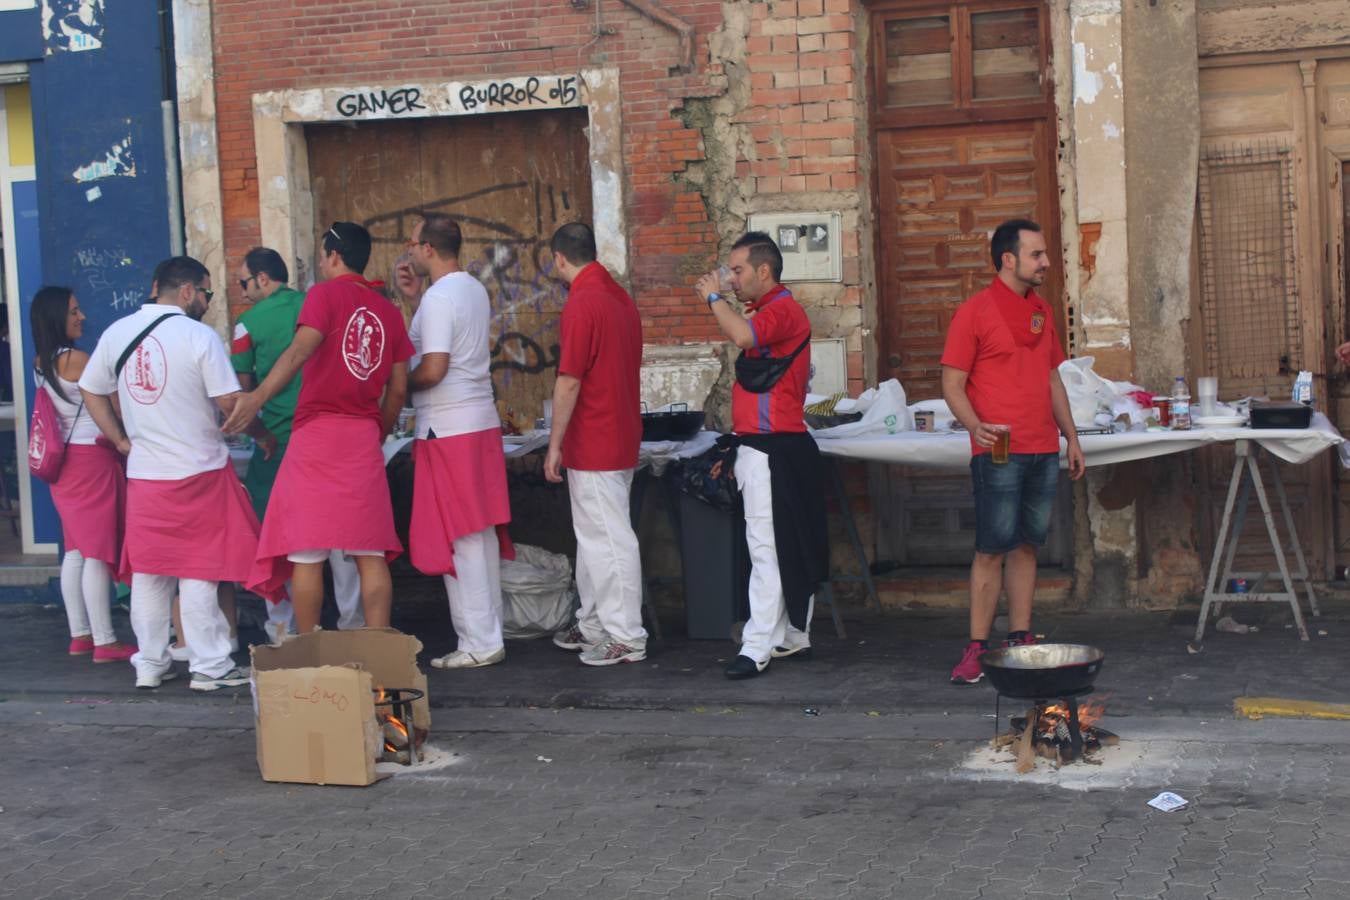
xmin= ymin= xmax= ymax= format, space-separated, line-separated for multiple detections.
xmin=329 ymin=550 xmax=366 ymax=630
xmin=60 ymin=550 xmax=115 ymax=645
xmin=131 ymin=575 xmax=234 ymax=678
xmin=568 ymin=468 xmax=647 ymax=648
xmin=264 ymin=551 xmax=364 ymax=638
xmin=443 ymin=527 xmax=504 ymax=653
xmin=735 ymin=447 xmax=812 ymax=664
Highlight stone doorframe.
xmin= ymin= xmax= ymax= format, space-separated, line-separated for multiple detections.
xmin=250 ymin=67 xmax=627 ymax=287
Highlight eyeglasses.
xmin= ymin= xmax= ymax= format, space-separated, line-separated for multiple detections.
xmin=238 ymin=275 xmax=257 ymax=291
xmin=197 ymin=286 xmax=214 ymax=301
xmin=404 ymin=237 xmax=431 ymax=249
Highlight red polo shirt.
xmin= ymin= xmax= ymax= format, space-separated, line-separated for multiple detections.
xmin=294 ymin=273 xmax=415 ymax=430
xmin=731 ymin=285 xmax=810 ymax=435
xmin=940 ymin=277 xmax=1065 ymax=455
xmin=557 ymin=262 xmax=643 ymax=471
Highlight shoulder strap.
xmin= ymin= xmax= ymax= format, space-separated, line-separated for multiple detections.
xmin=115 ymin=314 xmax=176 ymax=378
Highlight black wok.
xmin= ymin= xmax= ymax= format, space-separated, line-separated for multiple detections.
xmin=979 ymin=643 xmax=1105 ymax=698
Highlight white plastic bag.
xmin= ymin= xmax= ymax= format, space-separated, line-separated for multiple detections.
xmin=810 ymin=379 xmax=913 ymax=438
xmin=500 ymin=544 xmax=575 ymax=640
xmin=1057 ymin=357 xmax=1148 ymax=427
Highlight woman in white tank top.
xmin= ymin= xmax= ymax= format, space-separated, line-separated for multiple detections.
xmin=31 ymin=286 xmax=134 ymax=663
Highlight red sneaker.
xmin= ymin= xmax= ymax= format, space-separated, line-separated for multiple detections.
xmin=68 ymin=636 xmax=95 ymax=655
xmin=950 ymin=641 xmax=987 ymax=685
xmin=93 ymin=642 xmax=137 ymax=663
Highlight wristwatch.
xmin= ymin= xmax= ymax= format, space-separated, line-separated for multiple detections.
xmin=706 ymin=292 xmax=724 ymax=307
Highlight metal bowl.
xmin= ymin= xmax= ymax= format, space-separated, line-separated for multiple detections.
xmin=979 ymin=643 xmax=1105 ymax=698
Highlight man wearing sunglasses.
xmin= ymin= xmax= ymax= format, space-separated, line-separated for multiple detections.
xmin=79 ymin=256 xmax=285 ymax=691
xmin=225 ymin=222 xmax=414 ymax=634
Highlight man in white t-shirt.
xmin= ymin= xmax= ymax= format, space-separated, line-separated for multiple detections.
xmin=79 ymin=256 xmax=284 ymax=691
xmin=406 ymin=214 xmax=514 ymax=668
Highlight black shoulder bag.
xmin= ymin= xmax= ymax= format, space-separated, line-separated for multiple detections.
xmin=734 ymin=335 xmax=811 ymax=394
xmin=115 ymin=314 xmax=176 ymax=378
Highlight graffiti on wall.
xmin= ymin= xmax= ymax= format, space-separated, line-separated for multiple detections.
xmin=360 ymin=180 xmax=577 ymax=424
xmin=42 ymin=0 xmax=105 ymax=54
xmin=72 ymin=135 xmax=135 ymax=183
xmin=73 ymin=245 xmax=139 ymax=310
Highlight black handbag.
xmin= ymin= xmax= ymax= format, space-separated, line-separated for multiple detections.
xmin=734 ymin=335 xmax=810 ymax=394
xmin=678 ymin=437 xmax=740 ymax=513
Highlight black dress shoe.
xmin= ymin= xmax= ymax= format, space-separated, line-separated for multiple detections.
xmin=770 ymin=645 xmax=813 ymax=660
xmin=724 ymin=654 xmax=768 ymax=679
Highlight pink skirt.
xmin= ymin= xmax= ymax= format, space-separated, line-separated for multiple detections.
xmin=251 ymin=415 xmax=402 ymax=587
xmin=410 ymin=428 xmax=515 ymax=577
xmin=123 ymin=464 xmax=286 ymax=601
xmin=50 ymin=443 xmax=126 ymax=571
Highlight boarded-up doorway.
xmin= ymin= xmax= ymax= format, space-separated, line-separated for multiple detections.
xmin=307 ymin=108 xmax=593 ymax=427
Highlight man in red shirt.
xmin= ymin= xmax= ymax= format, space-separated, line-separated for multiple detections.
xmin=696 ymin=232 xmax=827 ymax=679
xmin=225 ymin=222 xmax=414 ymax=634
xmin=543 ymin=223 xmax=648 ymax=666
xmin=941 ymin=219 xmax=1085 ymax=685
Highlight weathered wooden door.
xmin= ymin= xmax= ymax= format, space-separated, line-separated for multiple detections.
xmin=307 ymin=108 xmax=593 ymax=427
xmin=877 ymin=120 xmax=1059 ymax=397
xmin=870 ymin=0 xmax=1067 ymax=565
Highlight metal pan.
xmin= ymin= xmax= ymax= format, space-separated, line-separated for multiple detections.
xmin=979 ymin=643 xmax=1105 ymax=699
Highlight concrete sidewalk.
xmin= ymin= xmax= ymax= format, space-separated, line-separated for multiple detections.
xmin=3 ymin=593 xmax=1346 ymax=722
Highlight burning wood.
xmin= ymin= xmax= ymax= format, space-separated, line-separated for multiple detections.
xmin=992 ymin=699 xmax=1117 ymax=770
xmin=375 ymin=686 xmax=423 ymax=765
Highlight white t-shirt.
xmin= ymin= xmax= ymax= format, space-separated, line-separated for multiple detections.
xmin=41 ymin=351 xmax=101 ymax=445
xmin=79 ymin=305 xmax=241 ymax=480
xmin=407 ymin=271 xmax=499 ymax=439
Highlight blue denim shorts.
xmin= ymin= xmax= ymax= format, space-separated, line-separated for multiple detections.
xmin=970 ymin=452 xmax=1059 ymax=554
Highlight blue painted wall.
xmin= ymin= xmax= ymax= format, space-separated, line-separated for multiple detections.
xmin=5 ymin=3 xmax=174 ymax=545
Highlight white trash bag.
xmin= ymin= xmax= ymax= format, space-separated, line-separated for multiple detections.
xmin=810 ymin=379 xmax=913 ymax=438
xmin=500 ymin=544 xmax=576 ymax=640
xmin=1057 ymin=357 xmax=1148 ymax=427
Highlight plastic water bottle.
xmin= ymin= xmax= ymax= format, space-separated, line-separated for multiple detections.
xmin=1172 ymin=375 xmax=1188 ymax=398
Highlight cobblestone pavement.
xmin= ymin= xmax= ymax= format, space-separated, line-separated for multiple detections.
xmin=2 ymin=699 xmax=1349 ymax=900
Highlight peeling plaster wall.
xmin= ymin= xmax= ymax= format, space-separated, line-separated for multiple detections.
xmin=172 ymin=0 xmax=227 ymax=338
xmin=679 ymin=0 xmax=873 ymax=417
xmin=1125 ymin=0 xmax=1204 ymax=602
xmin=1124 ymin=0 xmax=1198 ymax=390
xmin=1070 ymin=0 xmax=1132 ymax=382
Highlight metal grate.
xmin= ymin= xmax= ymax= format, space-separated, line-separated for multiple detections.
xmin=1196 ymin=141 xmax=1301 ymax=383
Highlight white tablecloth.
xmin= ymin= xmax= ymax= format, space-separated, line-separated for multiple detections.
xmin=380 ymin=429 xmax=719 ymax=473
xmin=813 ymin=413 xmax=1344 ymax=471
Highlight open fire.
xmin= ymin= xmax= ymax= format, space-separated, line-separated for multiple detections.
xmin=374 ymin=686 xmax=425 ymax=765
xmin=993 ymin=698 xmax=1117 ymax=773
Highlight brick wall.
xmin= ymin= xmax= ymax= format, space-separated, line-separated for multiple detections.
xmin=210 ymin=0 xmax=869 ymax=390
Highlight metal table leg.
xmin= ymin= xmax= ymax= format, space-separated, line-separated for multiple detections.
xmin=1196 ymin=441 xmax=1312 ymax=643
xmin=825 ymin=456 xmax=880 ymax=612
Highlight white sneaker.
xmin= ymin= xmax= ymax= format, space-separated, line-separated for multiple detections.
xmin=135 ymin=668 xmax=180 ymax=690
xmin=430 ymin=647 xmax=505 ymax=669
xmin=579 ymin=639 xmax=646 ymax=667
xmin=190 ymin=667 xmax=251 ymax=692
xmin=169 ymin=645 xmax=190 ymax=662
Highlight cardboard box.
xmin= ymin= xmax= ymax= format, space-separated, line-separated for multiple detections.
xmin=251 ymin=629 xmax=430 ymax=786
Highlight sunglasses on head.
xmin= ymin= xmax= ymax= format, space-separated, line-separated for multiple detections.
xmin=327 ymin=224 xmax=344 ymax=248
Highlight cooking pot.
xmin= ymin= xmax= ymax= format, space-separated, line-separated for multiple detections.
xmin=641 ymin=403 xmax=705 ymax=442
xmin=979 ymin=643 xmax=1105 ymax=698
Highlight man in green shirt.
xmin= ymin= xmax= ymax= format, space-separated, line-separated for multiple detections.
xmin=231 ymin=246 xmax=303 ymax=514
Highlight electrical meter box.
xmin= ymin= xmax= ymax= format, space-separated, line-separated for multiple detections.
xmin=746 ymin=212 xmax=843 ymax=283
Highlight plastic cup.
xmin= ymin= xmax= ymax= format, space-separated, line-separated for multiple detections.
xmin=1197 ymin=376 xmax=1218 ymax=418
xmin=990 ymin=425 xmax=1011 ymax=464
xmin=716 ymin=264 xmax=735 ymax=293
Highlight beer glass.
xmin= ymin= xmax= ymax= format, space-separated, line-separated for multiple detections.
xmin=990 ymin=425 xmax=1011 ymax=464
